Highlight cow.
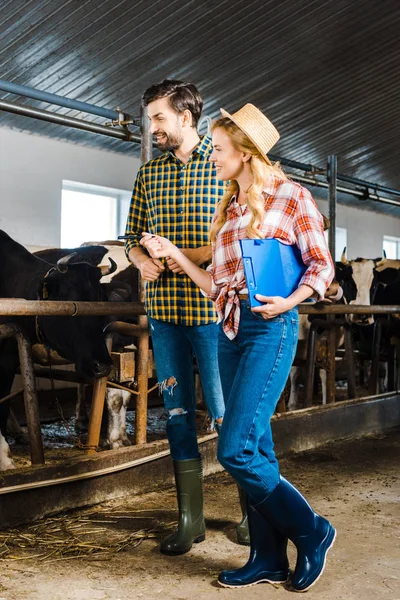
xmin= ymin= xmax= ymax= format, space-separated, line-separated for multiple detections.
xmin=33 ymin=242 xmax=139 ymax=448
xmin=287 ymin=279 xmax=345 ymax=410
xmin=334 ymin=248 xmax=394 ymax=324
xmin=34 ymin=241 xmax=139 ymax=300
xmin=0 ymin=230 xmax=130 ymax=470
xmin=335 ymin=248 xmax=400 ymax=392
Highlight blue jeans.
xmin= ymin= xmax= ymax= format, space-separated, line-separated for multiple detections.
xmin=148 ymin=317 xmax=225 ymax=460
xmin=217 ymin=300 xmax=299 ymax=504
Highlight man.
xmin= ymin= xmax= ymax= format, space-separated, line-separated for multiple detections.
xmin=125 ymin=80 xmax=248 ymax=554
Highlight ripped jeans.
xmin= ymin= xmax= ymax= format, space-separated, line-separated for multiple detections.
xmin=148 ymin=317 xmax=225 ymax=460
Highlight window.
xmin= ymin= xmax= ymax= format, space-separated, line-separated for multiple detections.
xmin=324 ymin=227 xmax=347 ymax=261
xmin=383 ymin=235 xmax=400 ymax=259
xmin=61 ymin=181 xmax=131 ymax=247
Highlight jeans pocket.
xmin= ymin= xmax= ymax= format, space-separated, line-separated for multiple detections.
xmin=250 ymin=311 xmax=284 ymax=323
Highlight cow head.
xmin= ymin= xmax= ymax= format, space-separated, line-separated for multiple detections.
xmin=37 ymin=254 xmax=129 ymax=379
xmin=335 ymin=247 xmax=389 ymax=325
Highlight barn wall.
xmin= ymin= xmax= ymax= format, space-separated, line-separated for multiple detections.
xmin=0 ymin=126 xmax=399 ymax=256
xmin=315 ymin=197 xmax=400 ymax=259
xmin=0 ymin=127 xmax=141 ymax=246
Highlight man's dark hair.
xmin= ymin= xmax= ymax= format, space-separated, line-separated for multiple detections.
xmin=142 ymin=79 xmax=203 ymax=128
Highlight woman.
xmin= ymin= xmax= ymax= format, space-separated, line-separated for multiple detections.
xmin=141 ymin=104 xmax=336 ymax=592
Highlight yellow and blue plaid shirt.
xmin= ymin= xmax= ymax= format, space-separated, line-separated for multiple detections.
xmin=125 ymin=136 xmax=226 ymax=325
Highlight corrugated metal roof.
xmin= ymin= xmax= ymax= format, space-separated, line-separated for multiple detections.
xmin=1 ymin=0 xmax=399 ymax=215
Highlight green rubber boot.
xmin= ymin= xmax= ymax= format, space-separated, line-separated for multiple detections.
xmin=160 ymin=457 xmax=206 ymax=555
xmin=236 ymin=484 xmax=250 ymax=545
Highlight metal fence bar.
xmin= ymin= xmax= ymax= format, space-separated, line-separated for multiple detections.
xmin=0 ymin=299 xmax=399 ymax=317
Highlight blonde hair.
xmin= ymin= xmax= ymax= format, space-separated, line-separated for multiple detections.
xmin=210 ymin=117 xmax=288 ymax=243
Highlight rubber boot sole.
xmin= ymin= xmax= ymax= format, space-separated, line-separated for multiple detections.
xmin=159 ymin=533 xmax=205 ymax=556
xmin=292 ymin=527 xmax=337 ymax=593
xmin=218 ymin=574 xmax=288 ymax=589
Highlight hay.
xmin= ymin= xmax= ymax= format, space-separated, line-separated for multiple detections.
xmin=0 ymin=508 xmax=174 ymax=562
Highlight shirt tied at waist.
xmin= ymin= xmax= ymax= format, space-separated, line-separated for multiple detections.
xmin=215 ymin=284 xmax=247 ymax=340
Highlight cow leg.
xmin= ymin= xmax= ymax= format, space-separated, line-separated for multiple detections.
xmin=7 ymin=409 xmax=29 ymax=444
xmin=118 ymin=391 xmax=131 ymax=446
xmin=105 ymin=388 xmax=131 ymax=449
xmin=75 ymin=383 xmax=89 ymax=432
xmin=320 ymin=369 xmax=327 ymax=405
xmin=288 ymin=366 xmax=301 ymax=411
xmin=0 ymin=432 xmax=15 ymax=471
xmin=0 ymin=337 xmax=23 ymax=435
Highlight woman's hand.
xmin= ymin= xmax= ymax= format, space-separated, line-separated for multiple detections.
xmin=140 ymin=232 xmax=179 ymax=260
xmin=251 ymin=295 xmax=291 ymax=319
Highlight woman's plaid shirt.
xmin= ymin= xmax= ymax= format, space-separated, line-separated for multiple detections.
xmin=206 ymin=177 xmax=335 ymax=339
xmin=125 ymin=136 xmax=226 ymax=325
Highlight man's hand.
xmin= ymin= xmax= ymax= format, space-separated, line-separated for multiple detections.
xmin=139 ymin=257 xmax=165 ymax=281
xmin=128 ymin=246 xmax=165 ymax=282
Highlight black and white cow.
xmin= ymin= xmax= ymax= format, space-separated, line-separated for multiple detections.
xmin=335 ymin=249 xmax=400 ymax=391
xmin=33 ymin=242 xmax=140 ymax=449
xmin=287 ymin=280 xmax=344 ymax=410
xmin=335 ymin=248 xmax=391 ymax=324
xmin=0 ymin=231 xmax=130 ymax=470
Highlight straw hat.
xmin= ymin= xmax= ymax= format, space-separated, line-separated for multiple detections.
xmin=220 ymin=103 xmax=280 ymax=163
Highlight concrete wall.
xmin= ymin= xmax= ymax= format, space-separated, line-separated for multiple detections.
xmin=0 ymin=126 xmax=399 ymax=256
xmin=315 ymin=197 xmax=400 ymax=259
xmin=0 ymin=127 xmax=141 ymax=247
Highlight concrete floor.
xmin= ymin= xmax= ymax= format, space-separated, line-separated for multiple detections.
xmin=0 ymin=428 xmax=399 ymax=600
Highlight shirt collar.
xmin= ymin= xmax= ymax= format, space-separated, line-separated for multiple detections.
xmin=160 ymin=135 xmax=212 ymax=163
xmin=227 ymin=175 xmax=280 ymax=207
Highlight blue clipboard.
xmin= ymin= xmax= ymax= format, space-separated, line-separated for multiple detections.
xmin=240 ymin=238 xmax=307 ymax=307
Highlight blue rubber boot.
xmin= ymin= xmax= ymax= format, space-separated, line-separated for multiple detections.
xmin=255 ymin=476 xmax=336 ymax=592
xmin=218 ymin=497 xmax=289 ymax=588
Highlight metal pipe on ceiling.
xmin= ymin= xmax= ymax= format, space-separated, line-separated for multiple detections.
xmin=0 ymin=79 xmax=130 ymax=122
xmin=269 ymin=153 xmax=400 ymax=200
xmin=290 ymin=173 xmax=400 ymax=209
xmin=269 ymin=153 xmax=316 ymax=173
xmin=0 ymin=99 xmax=140 ymax=143
xmin=336 ymin=172 xmax=400 ymax=198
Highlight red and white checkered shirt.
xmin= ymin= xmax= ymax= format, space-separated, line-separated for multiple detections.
xmin=205 ymin=177 xmax=335 ymax=339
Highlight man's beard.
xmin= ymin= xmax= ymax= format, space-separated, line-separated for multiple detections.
xmin=155 ymin=124 xmax=184 ymax=151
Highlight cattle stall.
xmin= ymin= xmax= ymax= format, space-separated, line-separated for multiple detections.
xmin=0 ymin=82 xmax=400 ymax=528
xmin=1 ymin=298 xmax=399 ymax=528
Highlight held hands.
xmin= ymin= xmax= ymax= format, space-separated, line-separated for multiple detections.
xmin=138 ymin=256 xmax=165 ymax=281
xmin=251 ymin=295 xmax=292 ymax=319
xmin=140 ymin=232 xmax=185 ymax=274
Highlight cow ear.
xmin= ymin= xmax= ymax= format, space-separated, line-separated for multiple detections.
xmin=103 ymin=282 xmax=132 ymax=302
xmin=376 ymin=268 xmax=399 ymax=285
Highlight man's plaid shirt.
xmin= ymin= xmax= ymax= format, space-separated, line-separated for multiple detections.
xmin=125 ymin=136 xmax=226 ymax=325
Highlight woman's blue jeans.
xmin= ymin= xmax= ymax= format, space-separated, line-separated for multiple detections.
xmin=148 ymin=317 xmax=225 ymax=461
xmin=217 ymin=300 xmax=299 ymax=505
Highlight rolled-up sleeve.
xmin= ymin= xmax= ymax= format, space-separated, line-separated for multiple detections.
xmin=294 ymin=187 xmax=335 ymax=299
xmin=200 ymin=262 xmax=220 ymax=301
xmin=124 ymin=168 xmax=148 ymax=258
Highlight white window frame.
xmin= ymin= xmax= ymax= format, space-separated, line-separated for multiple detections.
xmin=61 ymin=180 xmax=131 ymax=247
xmin=383 ymin=235 xmax=400 ymax=259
